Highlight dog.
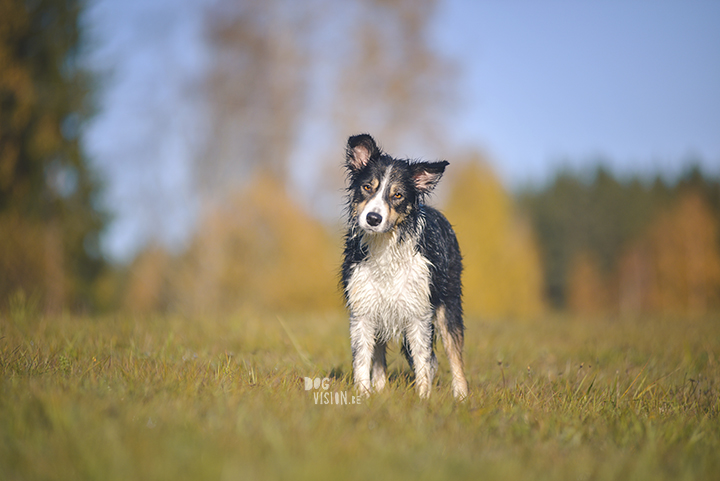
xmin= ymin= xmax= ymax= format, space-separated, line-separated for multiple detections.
xmin=341 ymin=134 xmax=468 ymax=399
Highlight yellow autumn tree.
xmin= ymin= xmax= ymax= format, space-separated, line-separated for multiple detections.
xmin=616 ymin=191 xmax=720 ymax=315
xmin=444 ymin=157 xmax=545 ymax=320
xmin=647 ymin=192 xmax=720 ymax=314
xmin=173 ymin=173 xmax=342 ymax=315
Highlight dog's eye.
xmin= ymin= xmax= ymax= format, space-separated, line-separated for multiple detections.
xmin=393 ymin=192 xmax=403 ymax=199
xmin=362 ymin=184 xmax=372 ymax=192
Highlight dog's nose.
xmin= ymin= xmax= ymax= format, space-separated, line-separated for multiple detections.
xmin=366 ymin=212 xmax=382 ymax=227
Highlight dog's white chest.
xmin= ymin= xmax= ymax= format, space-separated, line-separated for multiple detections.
xmin=346 ymin=234 xmax=432 ymax=338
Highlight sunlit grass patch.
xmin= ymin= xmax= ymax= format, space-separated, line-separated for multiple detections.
xmin=1 ymin=310 xmax=718 ymax=480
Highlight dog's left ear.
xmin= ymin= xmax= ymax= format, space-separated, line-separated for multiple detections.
xmin=411 ymin=161 xmax=449 ymax=194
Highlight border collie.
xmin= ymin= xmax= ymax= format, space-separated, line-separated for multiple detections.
xmin=341 ymin=134 xmax=468 ymax=399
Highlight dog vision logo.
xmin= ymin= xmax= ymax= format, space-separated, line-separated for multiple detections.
xmin=304 ymin=377 xmax=362 ymax=405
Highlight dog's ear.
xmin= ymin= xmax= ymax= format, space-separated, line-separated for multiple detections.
xmin=346 ymin=134 xmax=379 ymax=172
xmin=411 ymin=161 xmax=449 ymax=194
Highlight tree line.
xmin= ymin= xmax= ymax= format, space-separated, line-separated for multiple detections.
xmin=520 ymin=166 xmax=720 ymax=316
xmin=117 ymin=159 xmax=720 ymax=319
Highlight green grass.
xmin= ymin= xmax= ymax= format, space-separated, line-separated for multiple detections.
xmin=1 ymin=305 xmax=719 ymax=480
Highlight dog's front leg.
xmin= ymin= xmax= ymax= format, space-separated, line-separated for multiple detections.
xmin=405 ymin=316 xmax=437 ymax=398
xmin=350 ymin=315 xmax=374 ymax=397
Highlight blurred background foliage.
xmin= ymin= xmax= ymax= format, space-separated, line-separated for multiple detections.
xmin=444 ymin=156 xmax=545 ymax=320
xmin=1 ymin=0 xmax=106 ymax=313
xmin=122 ymin=173 xmax=341 ymax=315
xmin=519 ymin=167 xmax=720 ymax=316
xmin=1 ymin=0 xmax=720 ymax=319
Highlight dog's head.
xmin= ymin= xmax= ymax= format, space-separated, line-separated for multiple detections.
xmin=345 ymin=134 xmax=448 ymax=234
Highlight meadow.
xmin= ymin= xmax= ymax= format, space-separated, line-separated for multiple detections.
xmin=1 ymin=301 xmax=718 ymax=480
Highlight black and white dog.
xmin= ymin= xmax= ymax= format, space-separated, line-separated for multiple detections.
xmin=341 ymin=134 xmax=468 ymax=399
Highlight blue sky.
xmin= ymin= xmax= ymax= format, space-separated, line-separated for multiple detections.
xmin=84 ymin=0 xmax=720 ymax=260
xmin=434 ymin=0 xmax=720 ymax=185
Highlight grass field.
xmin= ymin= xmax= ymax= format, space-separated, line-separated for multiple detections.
xmin=1 ymin=302 xmax=719 ymax=480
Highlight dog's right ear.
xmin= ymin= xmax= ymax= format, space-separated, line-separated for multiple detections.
xmin=346 ymin=134 xmax=379 ymax=173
